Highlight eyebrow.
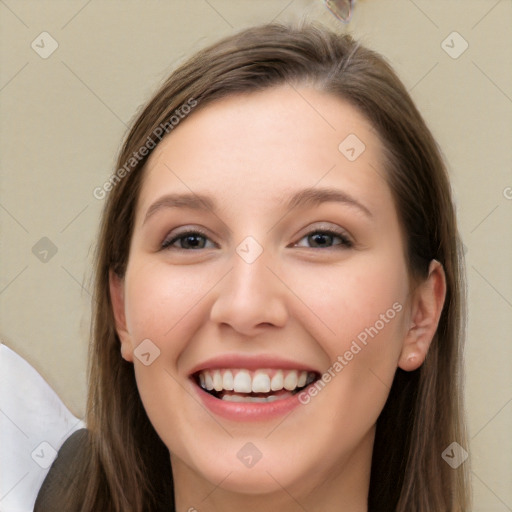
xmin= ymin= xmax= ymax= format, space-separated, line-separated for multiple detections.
xmin=143 ymin=186 xmax=372 ymax=224
xmin=143 ymin=193 xmax=215 ymax=224
xmin=284 ymin=187 xmax=373 ymax=218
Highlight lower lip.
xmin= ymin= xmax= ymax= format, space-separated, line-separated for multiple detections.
xmin=194 ymin=381 xmax=305 ymax=422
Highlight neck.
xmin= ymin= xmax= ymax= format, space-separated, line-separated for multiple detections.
xmin=171 ymin=428 xmax=374 ymax=512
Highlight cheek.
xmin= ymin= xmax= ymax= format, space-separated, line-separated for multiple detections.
xmin=122 ymin=261 xmax=218 ymax=451
xmin=286 ymin=253 xmax=409 ymax=418
xmin=123 ymin=259 xmax=214 ymax=345
xmin=281 ymin=251 xmax=409 ymax=352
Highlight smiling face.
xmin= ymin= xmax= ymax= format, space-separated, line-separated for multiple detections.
xmin=110 ymin=85 xmax=433 ymax=504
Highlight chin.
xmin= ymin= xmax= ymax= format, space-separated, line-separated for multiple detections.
xmin=202 ymin=461 xmax=302 ymax=495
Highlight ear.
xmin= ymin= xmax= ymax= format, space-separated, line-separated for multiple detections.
xmin=109 ymin=270 xmax=134 ymax=362
xmin=398 ymin=260 xmax=446 ymax=371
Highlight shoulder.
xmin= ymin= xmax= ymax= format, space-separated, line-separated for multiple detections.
xmin=34 ymin=429 xmax=90 ymax=511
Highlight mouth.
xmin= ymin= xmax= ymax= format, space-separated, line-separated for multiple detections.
xmin=193 ymin=368 xmax=320 ymax=403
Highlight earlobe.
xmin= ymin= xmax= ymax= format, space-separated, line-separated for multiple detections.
xmin=398 ymin=260 xmax=446 ymax=372
xmin=109 ymin=270 xmax=134 ymax=362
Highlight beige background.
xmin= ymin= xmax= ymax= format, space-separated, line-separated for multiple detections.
xmin=1 ymin=1 xmax=511 ymax=510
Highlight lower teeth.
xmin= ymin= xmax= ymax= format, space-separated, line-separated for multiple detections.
xmin=217 ymin=388 xmax=297 ymax=403
xmin=220 ymin=394 xmax=282 ymax=403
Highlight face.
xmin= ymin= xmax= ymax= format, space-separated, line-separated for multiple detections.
xmin=112 ymin=86 xmax=424 ymax=498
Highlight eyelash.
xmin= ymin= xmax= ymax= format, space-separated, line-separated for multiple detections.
xmin=161 ymin=228 xmax=215 ymax=250
xmin=294 ymin=229 xmax=353 ymax=249
xmin=160 ymin=227 xmax=353 ymax=251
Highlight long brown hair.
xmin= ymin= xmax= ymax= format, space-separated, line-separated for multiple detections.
xmin=38 ymin=23 xmax=469 ymax=511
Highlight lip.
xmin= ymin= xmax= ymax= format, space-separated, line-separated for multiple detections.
xmin=189 ymin=354 xmax=319 ymax=422
xmin=188 ymin=353 xmax=319 ymax=375
xmin=193 ymin=381 xmax=306 ymax=421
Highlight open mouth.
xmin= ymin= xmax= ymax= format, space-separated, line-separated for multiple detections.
xmin=193 ymin=368 xmax=320 ymax=403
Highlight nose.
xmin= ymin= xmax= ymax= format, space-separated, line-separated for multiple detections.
xmin=209 ymin=250 xmax=289 ymax=336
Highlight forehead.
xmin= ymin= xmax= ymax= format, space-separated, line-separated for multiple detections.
xmin=139 ymin=86 xmax=393 ymax=217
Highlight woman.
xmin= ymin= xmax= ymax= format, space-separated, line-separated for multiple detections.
xmin=35 ymin=23 xmax=470 ymax=511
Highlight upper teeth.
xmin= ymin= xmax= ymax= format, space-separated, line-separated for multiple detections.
xmin=198 ymin=369 xmax=314 ymax=393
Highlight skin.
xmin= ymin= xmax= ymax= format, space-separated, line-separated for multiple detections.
xmin=110 ymin=86 xmax=446 ymax=512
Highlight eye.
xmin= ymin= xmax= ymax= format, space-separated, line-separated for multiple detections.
xmin=294 ymin=229 xmax=352 ymax=249
xmin=161 ymin=230 xmax=216 ymax=250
